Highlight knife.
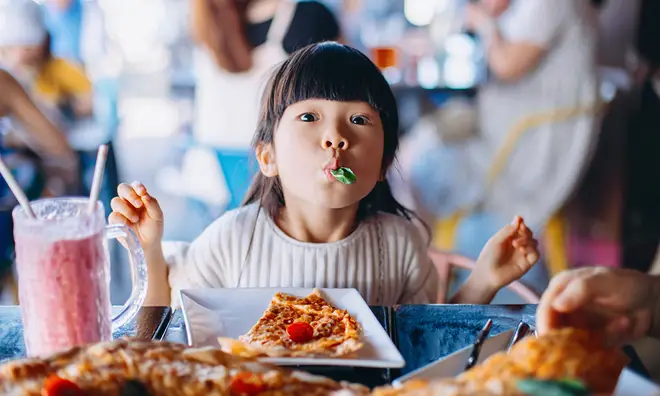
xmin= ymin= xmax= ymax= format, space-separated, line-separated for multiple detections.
xmin=464 ymin=319 xmax=493 ymax=371
xmin=393 ymin=328 xmax=515 ymax=386
xmin=507 ymin=321 xmax=531 ymax=352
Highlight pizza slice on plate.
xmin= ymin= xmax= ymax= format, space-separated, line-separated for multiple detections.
xmin=222 ymin=289 xmax=363 ymax=358
xmin=0 ymin=339 xmax=370 ymax=395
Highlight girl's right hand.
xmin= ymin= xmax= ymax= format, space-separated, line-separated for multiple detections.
xmin=109 ymin=182 xmax=164 ymax=253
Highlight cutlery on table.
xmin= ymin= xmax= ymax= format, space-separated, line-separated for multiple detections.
xmin=464 ymin=319 xmax=493 ymax=371
xmin=507 ymin=321 xmax=531 ymax=352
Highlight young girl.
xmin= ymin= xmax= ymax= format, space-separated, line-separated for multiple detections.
xmin=109 ymin=42 xmax=540 ymax=307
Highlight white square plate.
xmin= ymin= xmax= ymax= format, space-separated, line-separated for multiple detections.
xmin=394 ymin=333 xmax=660 ymax=395
xmin=179 ymin=287 xmax=405 ymax=368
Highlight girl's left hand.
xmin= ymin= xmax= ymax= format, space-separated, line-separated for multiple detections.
xmin=475 ymin=216 xmax=540 ymax=291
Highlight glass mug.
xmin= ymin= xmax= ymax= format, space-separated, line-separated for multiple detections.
xmin=12 ymin=198 xmax=148 ymax=357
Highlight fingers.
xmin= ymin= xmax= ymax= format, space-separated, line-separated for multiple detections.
xmin=491 ymin=216 xmax=534 ymax=247
xmin=490 ymin=223 xmax=519 ymax=244
xmin=108 ymin=212 xmax=131 ymax=226
xmin=117 ymin=183 xmax=143 ymax=208
xmin=512 ymin=236 xmax=537 ymax=249
xmin=518 ymin=224 xmax=533 ymax=239
xmin=131 ymin=181 xmax=148 ymax=197
xmin=141 ymin=194 xmax=164 ymax=222
xmin=115 ymin=182 xmax=163 ymax=222
xmin=130 ymin=181 xmax=162 ymax=221
xmin=537 ymin=268 xmax=623 ymax=335
xmin=536 ymin=271 xmax=579 ymax=334
xmin=512 ymin=224 xmax=539 ymax=265
xmin=513 ymin=217 xmax=533 ymax=239
xmin=604 ymin=316 xmax=632 ymax=347
xmin=110 ymin=197 xmax=139 ymax=222
xmin=552 ymin=269 xmax=617 ymax=312
xmin=552 ymin=276 xmax=594 ymax=313
xmin=525 ymin=250 xmax=540 ymax=265
xmin=537 ymin=267 xmax=648 ymax=342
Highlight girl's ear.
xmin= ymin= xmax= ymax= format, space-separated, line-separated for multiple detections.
xmin=256 ymin=143 xmax=278 ymax=177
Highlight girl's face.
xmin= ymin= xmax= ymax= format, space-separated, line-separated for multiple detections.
xmin=0 ymin=45 xmax=44 ymax=70
xmin=259 ymin=99 xmax=385 ymax=210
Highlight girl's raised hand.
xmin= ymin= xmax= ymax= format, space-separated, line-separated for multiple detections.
xmin=109 ymin=182 xmax=164 ymax=253
xmin=475 ymin=216 xmax=540 ymax=291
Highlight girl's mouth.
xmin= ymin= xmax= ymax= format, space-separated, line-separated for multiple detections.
xmin=323 ymin=156 xmax=340 ymax=171
xmin=322 ymin=156 xmax=356 ymax=185
xmin=323 ymin=157 xmax=339 ymax=180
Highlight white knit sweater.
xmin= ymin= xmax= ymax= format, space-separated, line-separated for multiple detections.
xmin=163 ymin=204 xmax=439 ymax=308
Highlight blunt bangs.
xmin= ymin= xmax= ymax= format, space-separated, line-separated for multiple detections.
xmin=265 ymin=42 xmax=399 ymax=138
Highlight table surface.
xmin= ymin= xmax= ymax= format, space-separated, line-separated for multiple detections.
xmin=0 ymin=304 xmax=649 ymax=387
xmin=0 ymin=306 xmax=171 ymax=363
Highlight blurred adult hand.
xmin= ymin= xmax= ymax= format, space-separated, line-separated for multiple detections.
xmin=537 ymin=267 xmax=660 ymax=346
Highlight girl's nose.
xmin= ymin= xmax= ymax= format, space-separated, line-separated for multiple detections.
xmin=321 ymin=132 xmax=350 ymax=151
xmin=322 ymin=139 xmax=348 ymax=150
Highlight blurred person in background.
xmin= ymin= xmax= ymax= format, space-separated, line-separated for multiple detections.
xmin=42 ymin=0 xmax=84 ymax=65
xmin=594 ymin=0 xmax=642 ymax=71
xmin=399 ymin=0 xmax=600 ymax=235
xmin=620 ymin=0 xmax=660 ymax=275
xmin=0 ymin=69 xmax=78 ymax=197
xmin=191 ymin=0 xmax=341 ymax=149
xmin=42 ymin=0 xmax=110 ymax=79
xmin=0 ymin=0 xmax=93 ymax=129
xmin=169 ymin=0 xmax=340 ymax=212
xmin=1 ymin=69 xmax=77 ymax=301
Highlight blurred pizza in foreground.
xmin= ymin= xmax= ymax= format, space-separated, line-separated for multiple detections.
xmin=373 ymin=328 xmax=629 ymax=396
xmin=0 ymin=339 xmax=370 ymax=395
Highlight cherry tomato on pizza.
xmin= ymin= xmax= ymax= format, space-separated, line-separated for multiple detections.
xmin=42 ymin=375 xmax=84 ymax=396
xmin=230 ymin=372 xmax=267 ymax=395
xmin=286 ymin=322 xmax=314 ymax=343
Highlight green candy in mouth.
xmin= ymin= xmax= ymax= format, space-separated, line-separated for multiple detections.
xmin=329 ymin=167 xmax=356 ymax=185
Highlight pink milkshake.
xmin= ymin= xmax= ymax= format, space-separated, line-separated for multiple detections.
xmin=15 ymin=232 xmax=111 ymax=357
xmin=12 ymin=198 xmax=148 ymax=357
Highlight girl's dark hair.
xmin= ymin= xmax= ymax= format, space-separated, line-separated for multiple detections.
xmin=243 ymin=42 xmax=416 ymax=223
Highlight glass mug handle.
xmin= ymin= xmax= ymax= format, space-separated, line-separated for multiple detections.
xmin=106 ymin=224 xmax=149 ymax=331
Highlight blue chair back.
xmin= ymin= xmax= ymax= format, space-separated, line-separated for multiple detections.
xmin=213 ymin=148 xmax=258 ymax=211
xmin=93 ymin=78 xmax=120 ymax=140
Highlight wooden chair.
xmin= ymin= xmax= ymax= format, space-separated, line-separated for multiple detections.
xmin=429 ymin=248 xmax=541 ymax=304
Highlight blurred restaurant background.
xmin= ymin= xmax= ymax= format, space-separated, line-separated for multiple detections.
xmin=1 ymin=0 xmax=660 ymax=375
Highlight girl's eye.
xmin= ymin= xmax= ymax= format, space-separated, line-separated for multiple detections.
xmin=299 ymin=113 xmax=318 ymax=122
xmin=351 ymin=115 xmax=369 ymax=125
